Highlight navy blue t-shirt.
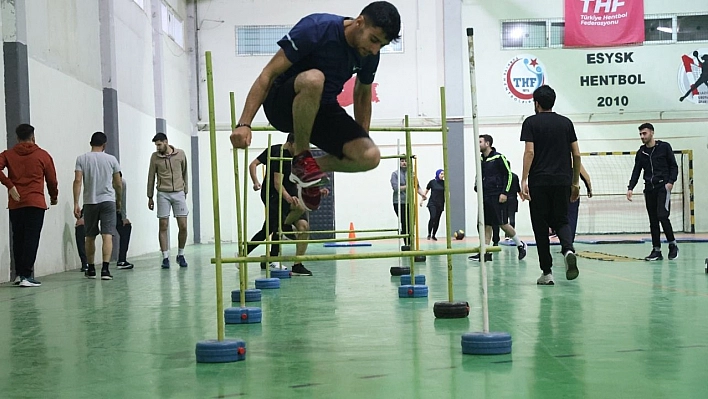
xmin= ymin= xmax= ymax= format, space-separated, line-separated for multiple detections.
xmin=275 ymin=13 xmax=380 ymax=104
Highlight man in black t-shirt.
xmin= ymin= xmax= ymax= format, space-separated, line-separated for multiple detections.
xmin=247 ymin=134 xmax=327 ymax=276
xmin=520 ymin=85 xmax=581 ymax=285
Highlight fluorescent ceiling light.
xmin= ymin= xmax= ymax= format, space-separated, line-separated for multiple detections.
xmin=657 ymin=26 xmax=673 ymax=34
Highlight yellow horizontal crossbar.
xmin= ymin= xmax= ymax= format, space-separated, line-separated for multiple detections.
xmin=213 ymin=246 xmax=502 ymax=264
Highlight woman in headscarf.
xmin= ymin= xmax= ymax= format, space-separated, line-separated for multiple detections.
xmin=423 ymin=169 xmax=445 ymax=240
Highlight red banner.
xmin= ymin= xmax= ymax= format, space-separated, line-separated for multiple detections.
xmin=564 ymin=0 xmax=645 ymax=47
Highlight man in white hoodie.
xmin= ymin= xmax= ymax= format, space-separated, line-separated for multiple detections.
xmin=147 ymin=133 xmax=189 ymax=269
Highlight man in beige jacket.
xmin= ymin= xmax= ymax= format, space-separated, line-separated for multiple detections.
xmin=148 ymin=133 xmax=189 ymax=269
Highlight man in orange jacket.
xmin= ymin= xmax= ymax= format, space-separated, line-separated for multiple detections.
xmin=0 ymin=124 xmax=58 ymax=287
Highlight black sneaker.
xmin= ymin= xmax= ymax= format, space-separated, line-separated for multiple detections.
xmin=468 ymin=253 xmax=493 ymax=262
xmin=101 ymin=269 xmax=113 ymax=280
xmin=117 ymin=261 xmax=134 ymax=270
xmin=176 ymin=255 xmax=188 ymax=268
xmin=645 ymin=250 xmax=663 ymax=261
xmin=80 ymin=264 xmax=89 ymax=272
xmin=564 ymin=251 xmax=579 ymax=280
xmin=291 ymin=263 xmax=313 ymax=276
xmin=668 ymin=244 xmax=679 ymax=260
xmin=85 ymin=265 xmax=96 ymax=279
xmin=518 ymin=241 xmax=528 ymax=260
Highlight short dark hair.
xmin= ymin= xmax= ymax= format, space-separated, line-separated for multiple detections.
xmin=533 ymin=85 xmax=556 ymax=110
xmin=152 ymin=132 xmax=168 ymax=142
xmin=361 ymin=1 xmax=401 ymax=42
xmin=90 ymin=132 xmax=108 ymax=147
xmin=638 ymin=123 xmax=654 ymax=131
xmin=480 ymin=134 xmax=493 ymax=146
xmin=16 ymin=124 xmax=34 ymax=141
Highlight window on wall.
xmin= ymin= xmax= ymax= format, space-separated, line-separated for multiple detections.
xmin=549 ymin=21 xmax=565 ymax=47
xmin=678 ymin=14 xmax=708 ymax=42
xmin=235 ymin=24 xmax=404 ymax=56
xmin=160 ymin=2 xmax=184 ymax=48
xmin=235 ymin=25 xmax=291 ymax=56
xmin=644 ymin=18 xmax=673 ymax=43
xmin=501 ymin=21 xmax=547 ymax=49
xmin=501 ymin=13 xmax=708 ymax=49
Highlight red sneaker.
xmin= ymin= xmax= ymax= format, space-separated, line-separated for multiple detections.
xmin=289 ymin=151 xmax=329 ymax=188
xmin=298 ymin=186 xmax=322 ymax=211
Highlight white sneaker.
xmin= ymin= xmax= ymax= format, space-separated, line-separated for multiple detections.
xmin=537 ymin=273 xmax=555 ymax=285
xmin=269 ymin=262 xmax=288 ymax=271
xmin=19 ymin=277 xmax=41 ymax=287
xmin=564 ymin=251 xmax=579 ymax=280
xmin=13 ymin=276 xmax=22 ymax=285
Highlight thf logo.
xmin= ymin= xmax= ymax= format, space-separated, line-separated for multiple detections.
xmin=503 ymin=55 xmax=546 ymax=103
xmin=677 ymin=48 xmax=708 ymax=104
xmin=580 ymin=0 xmax=626 ymax=13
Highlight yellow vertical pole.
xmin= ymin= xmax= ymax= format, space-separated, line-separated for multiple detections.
xmin=243 ymin=146 xmax=249 ymax=283
xmin=230 ymin=92 xmax=246 ymax=308
xmin=404 ymin=115 xmax=415 ymax=276
xmin=264 ymin=134 xmax=272 ymax=278
xmin=440 ymin=87 xmax=454 ymax=303
xmin=414 ymin=156 xmax=421 ymax=252
xmin=205 ymin=51 xmax=224 ymax=340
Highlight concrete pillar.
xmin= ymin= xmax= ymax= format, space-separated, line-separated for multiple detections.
xmin=2 ymin=0 xmax=29 ymax=279
xmin=443 ymin=0 xmax=467 ymax=233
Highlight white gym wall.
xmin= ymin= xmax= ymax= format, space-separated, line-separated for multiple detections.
xmin=0 ymin=0 xmax=193 ymax=281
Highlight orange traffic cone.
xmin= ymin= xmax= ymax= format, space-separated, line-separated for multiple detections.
xmin=348 ymin=222 xmax=356 ymax=240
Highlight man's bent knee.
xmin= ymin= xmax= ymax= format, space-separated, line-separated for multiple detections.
xmin=295 ymin=220 xmax=309 ymax=231
xmin=295 ymin=70 xmax=325 ymax=93
xmin=360 ymin=146 xmax=380 ymax=171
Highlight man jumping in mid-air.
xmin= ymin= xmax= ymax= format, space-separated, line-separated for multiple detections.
xmin=679 ymin=51 xmax=708 ymax=102
xmin=229 ymin=2 xmax=401 ymax=212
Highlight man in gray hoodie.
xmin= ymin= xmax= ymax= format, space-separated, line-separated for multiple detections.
xmin=148 ymin=133 xmax=189 ymax=269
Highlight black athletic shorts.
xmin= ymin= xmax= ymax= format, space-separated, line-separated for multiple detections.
xmin=263 ymin=75 xmax=370 ymax=159
xmin=483 ymin=197 xmax=509 ymax=226
xmin=262 ymin=193 xmax=308 ymax=223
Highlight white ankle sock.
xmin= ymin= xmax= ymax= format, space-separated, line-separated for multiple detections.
xmin=162 ymin=251 xmax=169 ymax=259
xmin=511 ymin=235 xmax=522 ymax=246
xmin=178 ymin=248 xmax=185 ymax=256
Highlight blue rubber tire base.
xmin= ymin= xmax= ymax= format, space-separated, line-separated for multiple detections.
xmin=195 ymin=339 xmax=246 ymax=363
xmin=390 ymin=267 xmax=410 ymax=276
xmin=270 ymin=269 xmax=292 ymax=279
xmin=461 ymin=332 xmax=512 ymax=355
xmin=254 ymin=278 xmax=280 ymax=289
xmin=225 ymin=307 xmax=262 ymax=324
xmin=231 ymin=289 xmax=262 ymax=303
xmin=398 ymin=284 xmax=428 ymax=298
xmin=400 ymin=274 xmax=426 ymax=285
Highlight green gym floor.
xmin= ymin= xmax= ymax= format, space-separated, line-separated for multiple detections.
xmin=1 ymin=239 xmax=707 ymax=398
